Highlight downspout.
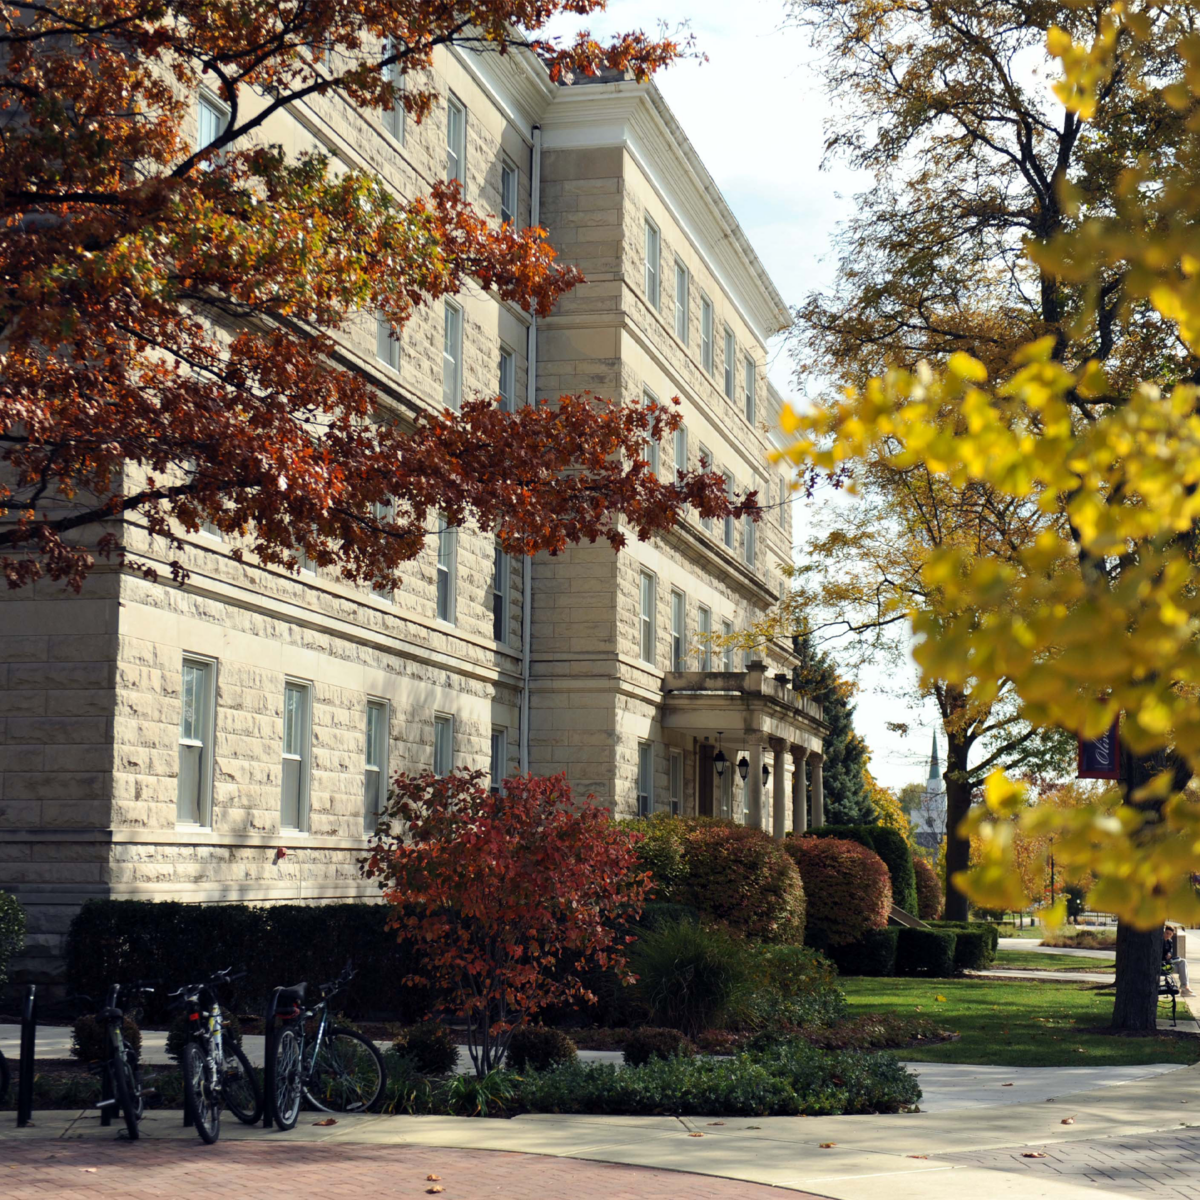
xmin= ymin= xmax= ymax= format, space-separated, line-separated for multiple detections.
xmin=519 ymin=123 xmax=541 ymax=775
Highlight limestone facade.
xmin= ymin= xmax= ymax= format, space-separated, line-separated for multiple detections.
xmin=0 ymin=45 xmax=825 ymax=980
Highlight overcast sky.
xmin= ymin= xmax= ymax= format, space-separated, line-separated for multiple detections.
xmin=550 ymin=1 xmax=944 ymax=789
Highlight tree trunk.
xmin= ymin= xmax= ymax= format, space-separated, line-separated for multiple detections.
xmin=1111 ymin=921 xmax=1161 ymax=1032
xmin=942 ymin=736 xmax=973 ymax=922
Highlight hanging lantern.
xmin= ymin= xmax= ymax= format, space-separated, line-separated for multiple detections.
xmin=737 ymin=755 xmax=750 ymax=783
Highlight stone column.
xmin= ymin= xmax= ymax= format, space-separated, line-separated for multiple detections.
xmin=810 ymin=753 xmax=825 ymax=828
xmin=772 ymin=740 xmax=787 ymax=841
xmin=747 ymin=740 xmax=764 ymax=830
xmin=792 ymin=746 xmax=809 ymax=835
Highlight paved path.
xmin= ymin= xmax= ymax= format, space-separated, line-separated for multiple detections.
xmin=998 ymin=938 xmax=1116 ymax=960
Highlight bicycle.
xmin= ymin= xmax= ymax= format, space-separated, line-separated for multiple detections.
xmin=168 ymin=967 xmax=263 ymax=1144
xmin=91 ymin=982 xmax=151 ymax=1140
xmin=267 ymin=963 xmax=385 ymax=1130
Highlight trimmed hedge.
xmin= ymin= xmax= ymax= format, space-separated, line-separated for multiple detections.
xmin=0 ymin=891 xmax=25 ymax=985
xmin=507 ymin=1025 xmax=578 ymax=1073
xmin=810 ymin=825 xmax=918 ymax=915
xmin=827 ymin=928 xmax=899 ymax=977
xmin=784 ymin=836 xmax=892 ymax=949
xmin=913 ymin=856 xmax=944 ymax=921
xmin=392 ymin=1020 xmax=460 ymax=1076
xmin=623 ymin=1027 xmax=695 ymax=1066
xmin=896 ymin=928 xmax=957 ymax=977
xmin=927 ymin=921 xmax=997 ymax=971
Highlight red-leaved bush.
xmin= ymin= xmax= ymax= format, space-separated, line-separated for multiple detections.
xmin=785 ymin=836 xmax=892 ymax=949
xmin=913 ymin=855 xmax=945 ymax=921
xmin=362 ymin=770 xmax=649 ymax=1075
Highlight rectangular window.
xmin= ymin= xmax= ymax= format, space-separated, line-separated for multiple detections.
xmin=670 ymin=589 xmax=685 ymax=672
xmin=364 ymin=699 xmax=388 ymax=831
xmin=744 ymin=505 xmax=756 ymax=566
xmin=674 ymin=260 xmax=689 ymax=343
xmin=637 ymin=741 xmax=653 ymax=817
xmin=673 ymin=424 xmax=687 ymax=479
xmin=442 ymin=301 xmax=462 ymax=411
xmin=700 ymin=295 xmax=714 ymax=373
xmin=198 ymin=92 xmax=229 ymax=159
xmin=697 ymin=606 xmax=712 ymax=671
xmin=490 ymin=727 xmax=507 ymax=794
xmin=372 ymin=498 xmax=394 ymax=599
xmin=446 ymin=94 xmax=465 ymax=184
xmin=699 ymin=445 xmax=714 ymax=532
xmin=500 ymin=158 xmax=518 ymax=225
xmin=492 ymin=540 xmax=508 ymax=643
xmin=498 ymin=346 xmax=515 ymax=412
xmin=436 ymin=515 xmax=457 ymax=623
xmin=384 ymin=38 xmax=405 ymax=143
xmin=644 ymin=219 xmax=660 ymax=309
xmin=639 ymin=570 xmax=656 ymax=664
xmin=744 ymin=357 xmax=756 ymax=424
xmin=723 ymin=472 xmax=735 ymax=549
xmin=281 ymin=680 xmax=312 ymax=832
xmin=723 ymin=327 xmax=736 ymax=400
xmin=669 ymin=750 xmax=683 ymax=817
xmin=721 ymin=619 xmax=734 ymax=671
xmin=178 ymin=655 xmax=216 ymax=826
xmin=376 ymin=312 xmax=399 ymax=370
xmin=641 ymin=389 xmax=659 ymax=475
xmin=433 ymin=714 xmax=454 ymax=777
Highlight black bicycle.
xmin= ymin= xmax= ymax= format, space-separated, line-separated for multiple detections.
xmin=168 ymin=967 xmax=263 ymax=1144
xmin=93 ymin=982 xmax=151 ymax=1140
xmin=267 ymin=964 xmax=385 ymax=1129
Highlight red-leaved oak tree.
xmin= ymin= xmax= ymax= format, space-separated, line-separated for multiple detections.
xmin=362 ymin=771 xmax=649 ymax=1075
xmin=0 ymin=2 xmax=754 ymax=592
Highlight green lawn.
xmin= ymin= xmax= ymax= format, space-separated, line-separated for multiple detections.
xmin=992 ymin=948 xmax=1115 ymax=973
xmin=840 ymin=976 xmax=1198 ymax=1067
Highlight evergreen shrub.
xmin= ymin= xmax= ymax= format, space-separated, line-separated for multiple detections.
xmin=784 ymin=836 xmax=892 ymax=948
xmin=506 ymin=1025 xmax=577 ymax=1072
xmin=826 ymin=928 xmax=899 ymax=977
xmin=622 ymin=1026 xmax=695 ymax=1066
xmin=0 ymin=891 xmax=25 ymax=985
xmin=811 ymin=824 xmax=919 ymax=915
xmin=392 ymin=1020 xmax=460 ymax=1076
xmin=895 ymin=928 xmax=957 ymax=976
xmin=913 ymin=856 xmax=944 ymax=921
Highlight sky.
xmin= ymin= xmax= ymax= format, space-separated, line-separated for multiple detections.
xmin=552 ymin=1 xmax=945 ymax=789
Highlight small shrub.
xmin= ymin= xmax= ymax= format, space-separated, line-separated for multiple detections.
xmin=913 ymin=856 xmax=944 ymax=921
xmin=738 ymin=943 xmax=847 ymax=1029
xmin=896 ymin=928 xmax=957 ymax=976
xmin=625 ymin=815 xmax=690 ymax=899
xmin=784 ymin=837 xmax=892 ymax=948
xmin=507 ymin=1025 xmax=578 ymax=1072
xmin=927 ymin=921 xmax=997 ymax=970
xmin=164 ymin=1009 xmax=243 ymax=1063
xmin=636 ymin=901 xmax=702 ymax=930
xmin=0 ymin=891 xmax=26 ymax=985
xmin=827 ymin=928 xmax=899 ymax=977
xmin=1042 ymin=927 xmax=1114 ymax=950
xmin=811 ymin=825 xmax=918 ymax=915
xmin=392 ymin=1020 xmax=460 ymax=1076
xmin=71 ymin=1013 xmax=142 ymax=1063
xmin=622 ymin=1027 xmax=695 ymax=1066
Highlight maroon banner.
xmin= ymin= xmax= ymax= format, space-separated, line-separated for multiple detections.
xmin=1078 ymin=719 xmax=1121 ymax=780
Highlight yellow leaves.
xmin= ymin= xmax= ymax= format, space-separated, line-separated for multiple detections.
xmin=984 ymin=770 xmax=1028 ymax=818
xmin=1047 ymin=9 xmax=1123 ymax=121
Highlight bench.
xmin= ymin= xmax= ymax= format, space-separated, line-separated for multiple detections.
xmin=1160 ymin=969 xmax=1180 ymax=1025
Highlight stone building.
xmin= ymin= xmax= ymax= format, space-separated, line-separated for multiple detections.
xmin=0 ymin=43 xmax=826 ymax=980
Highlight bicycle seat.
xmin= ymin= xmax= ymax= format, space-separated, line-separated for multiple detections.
xmin=275 ymin=982 xmax=307 ymax=1004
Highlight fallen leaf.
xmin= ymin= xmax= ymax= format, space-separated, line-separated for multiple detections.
xmin=819 ymin=1142 xmax=837 ymax=1148
xmin=907 ymin=1155 xmax=928 ymax=1159
xmin=426 ymin=1176 xmax=441 ymax=1182
xmin=312 ymin=1118 xmax=337 ymax=1127
xmin=1022 ymin=1152 xmax=1048 ymax=1159
xmin=1001 ymin=1082 xmax=1014 ymax=1087
xmin=745 ymin=1125 xmax=761 ymax=1129
xmin=426 ymin=1189 xmax=445 ymax=1196
xmin=706 ymin=1121 xmax=725 ymax=1126
xmin=688 ymin=1132 xmax=704 ymax=1138
xmin=82 ymin=1169 xmax=98 ymax=1174
xmin=934 ymin=995 xmax=947 ymax=1002
xmin=1061 ymin=1117 xmax=1075 ymax=1125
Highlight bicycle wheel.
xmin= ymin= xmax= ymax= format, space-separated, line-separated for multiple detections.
xmin=182 ymin=1041 xmax=220 ymax=1144
xmin=304 ymin=1027 xmax=385 ymax=1114
xmin=125 ymin=1048 xmax=145 ymax=1121
xmin=272 ymin=1026 xmax=303 ymax=1131
xmin=222 ymin=1041 xmax=263 ymax=1125
xmin=111 ymin=1050 xmax=140 ymax=1141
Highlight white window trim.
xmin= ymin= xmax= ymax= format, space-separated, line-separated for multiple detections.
xmin=639 ymin=569 xmax=657 ymax=665
xmin=376 ymin=311 xmax=400 ymax=371
xmin=177 ymin=653 xmax=217 ymax=829
xmin=699 ymin=445 xmax=714 ymax=532
xmin=637 ymin=741 xmax=654 ymax=817
xmin=500 ymin=157 xmax=518 ymax=225
xmin=674 ymin=259 xmax=689 ymax=344
xmin=721 ymin=619 xmax=735 ymax=671
xmin=644 ymin=218 xmax=660 ymax=309
xmin=698 ymin=606 xmax=712 ymax=671
xmin=673 ymin=423 xmax=687 ymax=479
xmin=498 ymin=344 xmax=515 ymax=413
xmin=383 ymin=37 xmax=405 ymax=144
xmin=281 ymin=678 xmax=313 ymax=834
xmin=669 ymin=749 xmax=683 ymax=817
xmin=433 ymin=712 xmax=454 ymax=777
xmin=744 ymin=356 xmax=757 ymax=425
xmin=723 ymin=327 xmax=736 ymax=400
xmin=490 ymin=726 xmax=508 ymax=794
xmin=723 ymin=472 xmax=736 ymax=549
xmin=670 ymin=588 xmax=686 ymax=673
xmin=700 ymin=295 xmax=714 ymax=374
xmin=443 ymin=300 xmax=463 ymax=411
xmin=492 ymin=539 xmax=509 ymax=644
xmin=436 ymin=515 xmax=458 ymax=624
xmin=197 ymin=90 xmax=230 ymax=161
xmin=446 ymin=93 xmax=466 ymax=184
xmin=364 ymin=697 xmax=390 ymax=832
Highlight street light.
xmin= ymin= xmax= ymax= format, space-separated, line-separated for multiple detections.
xmin=737 ymin=755 xmax=750 ymax=783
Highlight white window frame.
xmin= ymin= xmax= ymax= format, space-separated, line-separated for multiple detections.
xmin=639 ymin=569 xmax=656 ymax=665
xmin=670 ymin=588 xmax=686 ymax=673
xmin=723 ymin=472 xmax=736 ymax=549
xmin=372 ymin=498 xmax=394 ymax=600
xmin=700 ymin=295 xmax=714 ymax=374
xmin=433 ymin=713 xmax=454 ymax=777
xmin=744 ymin=505 xmax=756 ymax=566
xmin=446 ymin=94 xmax=466 ymax=184
xmin=644 ymin=218 xmax=660 ymax=309
xmin=669 ymin=749 xmax=683 ymax=817
xmin=699 ymin=444 xmax=714 ymax=532
xmin=197 ymin=91 xmax=229 ymax=165
xmin=723 ymin=327 xmax=736 ymax=400
xmin=436 ymin=515 xmax=457 ymax=624
xmin=697 ymin=605 xmax=712 ymax=671
xmin=376 ymin=311 xmax=399 ymax=370
xmin=674 ymin=259 xmax=689 ymax=344
xmin=642 ymin=388 xmax=659 ymax=475
xmin=673 ymin=424 xmax=687 ymax=479
xmin=177 ymin=654 xmax=217 ymax=828
xmin=637 ymin=741 xmax=654 ymax=817
xmin=498 ymin=345 xmax=515 ymax=413
xmin=442 ymin=300 xmax=463 ymax=411
xmin=744 ymin=356 xmax=756 ymax=425
xmin=490 ymin=727 xmax=507 ymax=794
xmin=364 ymin=698 xmax=389 ymax=832
xmin=280 ymin=678 xmax=312 ymax=833
xmin=383 ymin=37 xmax=405 ymax=144
xmin=721 ymin=619 xmax=735 ymax=671
xmin=500 ymin=157 xmax=518 ymax=225
xmin=492 ymin=539 xmax=508 ymax=643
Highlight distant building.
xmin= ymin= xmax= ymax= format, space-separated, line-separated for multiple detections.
xmin=914 ymin=731 xmax=947 ymax=851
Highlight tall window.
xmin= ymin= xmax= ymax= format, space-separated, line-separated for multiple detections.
xmin=642 ymin=389 xmax=659 ymax=475
xmin=442 ymin=301 xmax=462 ymax=410
xmin=669 ymin=750 xmax=683 ymax=816
xmin=364 ymin=699 xmax=388 ymax=831
xmin=498 ymin=346 xmax=515 ymax=412
xmin=744 ymin=356 xmax=756 ymax=424
xmin=674 ymin=260 xmax=689 ymax=343
xmin=433 ymin=714 xmax=454 ymax=776
xmin=178 ymin=655 xmax=215 ymax=826
xmin=697 ymin=606 xmax=712 ymax=670
xmin=372 ymin=498 xmax=395 ymax=600
xmin=670 ymin=589 xmax=685 ymax=672
xmin=723 ymin=472 xmax=735 ymax=549
xmin=673 ymin=424 xmax=687 ymax=479
xmin=198 ymin=92 xmax=229 ymax=161
xmin=699 ymin=445 xmax=714 ymax=532
xmin=491 ymin=540 xmax=508 ymax=642
xmin=637 ymin=741 xmax=653 ymax=817
xmin=644 ymin=219 xmax=660 ymax=309
xmin=383 ymin=38 xmax=405 ymax=143
xmin=700 ymin=295 xmax=714 ymax=373
xmin=436 ymin=515 xmax=457 ymax=623
xmin=721 ymin=619 xmax=735 ymax=671
xmin=639 ymin=570 xmax=656 ymax=664
xmin=376 ymin=313 xmax=399 ymax=370
xmin=744 ymin=503 xmax=756 ymax=566
xmin=490 ymin=728 xmax=507 ymax=794
xmin=446 ymin=95 xmax=466 ymax=184
xmin=723 ymin=327 xmax=736 ymax=399
xmin=281 ymin=680 xmax=312 ymax=832
xmin=500 ymin=158 xmax=517 ymax=224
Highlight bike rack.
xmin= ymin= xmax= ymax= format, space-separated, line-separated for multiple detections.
xmin=261 ymin=987 xmax=282 ymax=1129
xmin=16 ymin=984 xmax=36 ymax=1127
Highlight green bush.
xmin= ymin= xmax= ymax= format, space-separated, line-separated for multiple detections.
xmin=636 ymin=901 xmax=702 ymax=930
xmin=739 ymin=943 xmax=847 ymax=1028
xmin=626 ymin=815 xmax=689 ymax=898
xmin=827 ymin=928 xmax=899 ymax=977
xmin=0 ymin=891 xmax=25 ymax=985
xmin=811 ymin=825 xmax=918 ymax=915
xmin=913 ymin=856 xmax=944 ymax=920
xmin=506 ymin=1025 xmax=578 ymax=1072
xmin=927 ymin=921 xmax=997 ymax=970
xmin=784 ymin=836 xmax=892 ymax=948
xmin=623 ymin=1026 xmax=695 ymax=1066
xmin=71 ymin=1013 xmax=142 ymax=1063
xmin=896 ymin=928 xmax=957 ymax=976
xmin=164 ymin=1009 xmax=242 ymax=1063
xmin=392 ymin=1020 xmax=460 ymax=1076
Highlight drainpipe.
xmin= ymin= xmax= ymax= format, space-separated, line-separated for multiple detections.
xmin=519 ymin=124 xmax=541 ymax=776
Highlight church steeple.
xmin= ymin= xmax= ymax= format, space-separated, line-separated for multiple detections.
xmin=928 ymin=730 xmax=940 ymax=782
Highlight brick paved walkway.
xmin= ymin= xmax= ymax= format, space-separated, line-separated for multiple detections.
xmin=940 ymin=1131 xmax=1200 ymax=1199
xmin=2 ymin=1138 xmax=821 ymax=1199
